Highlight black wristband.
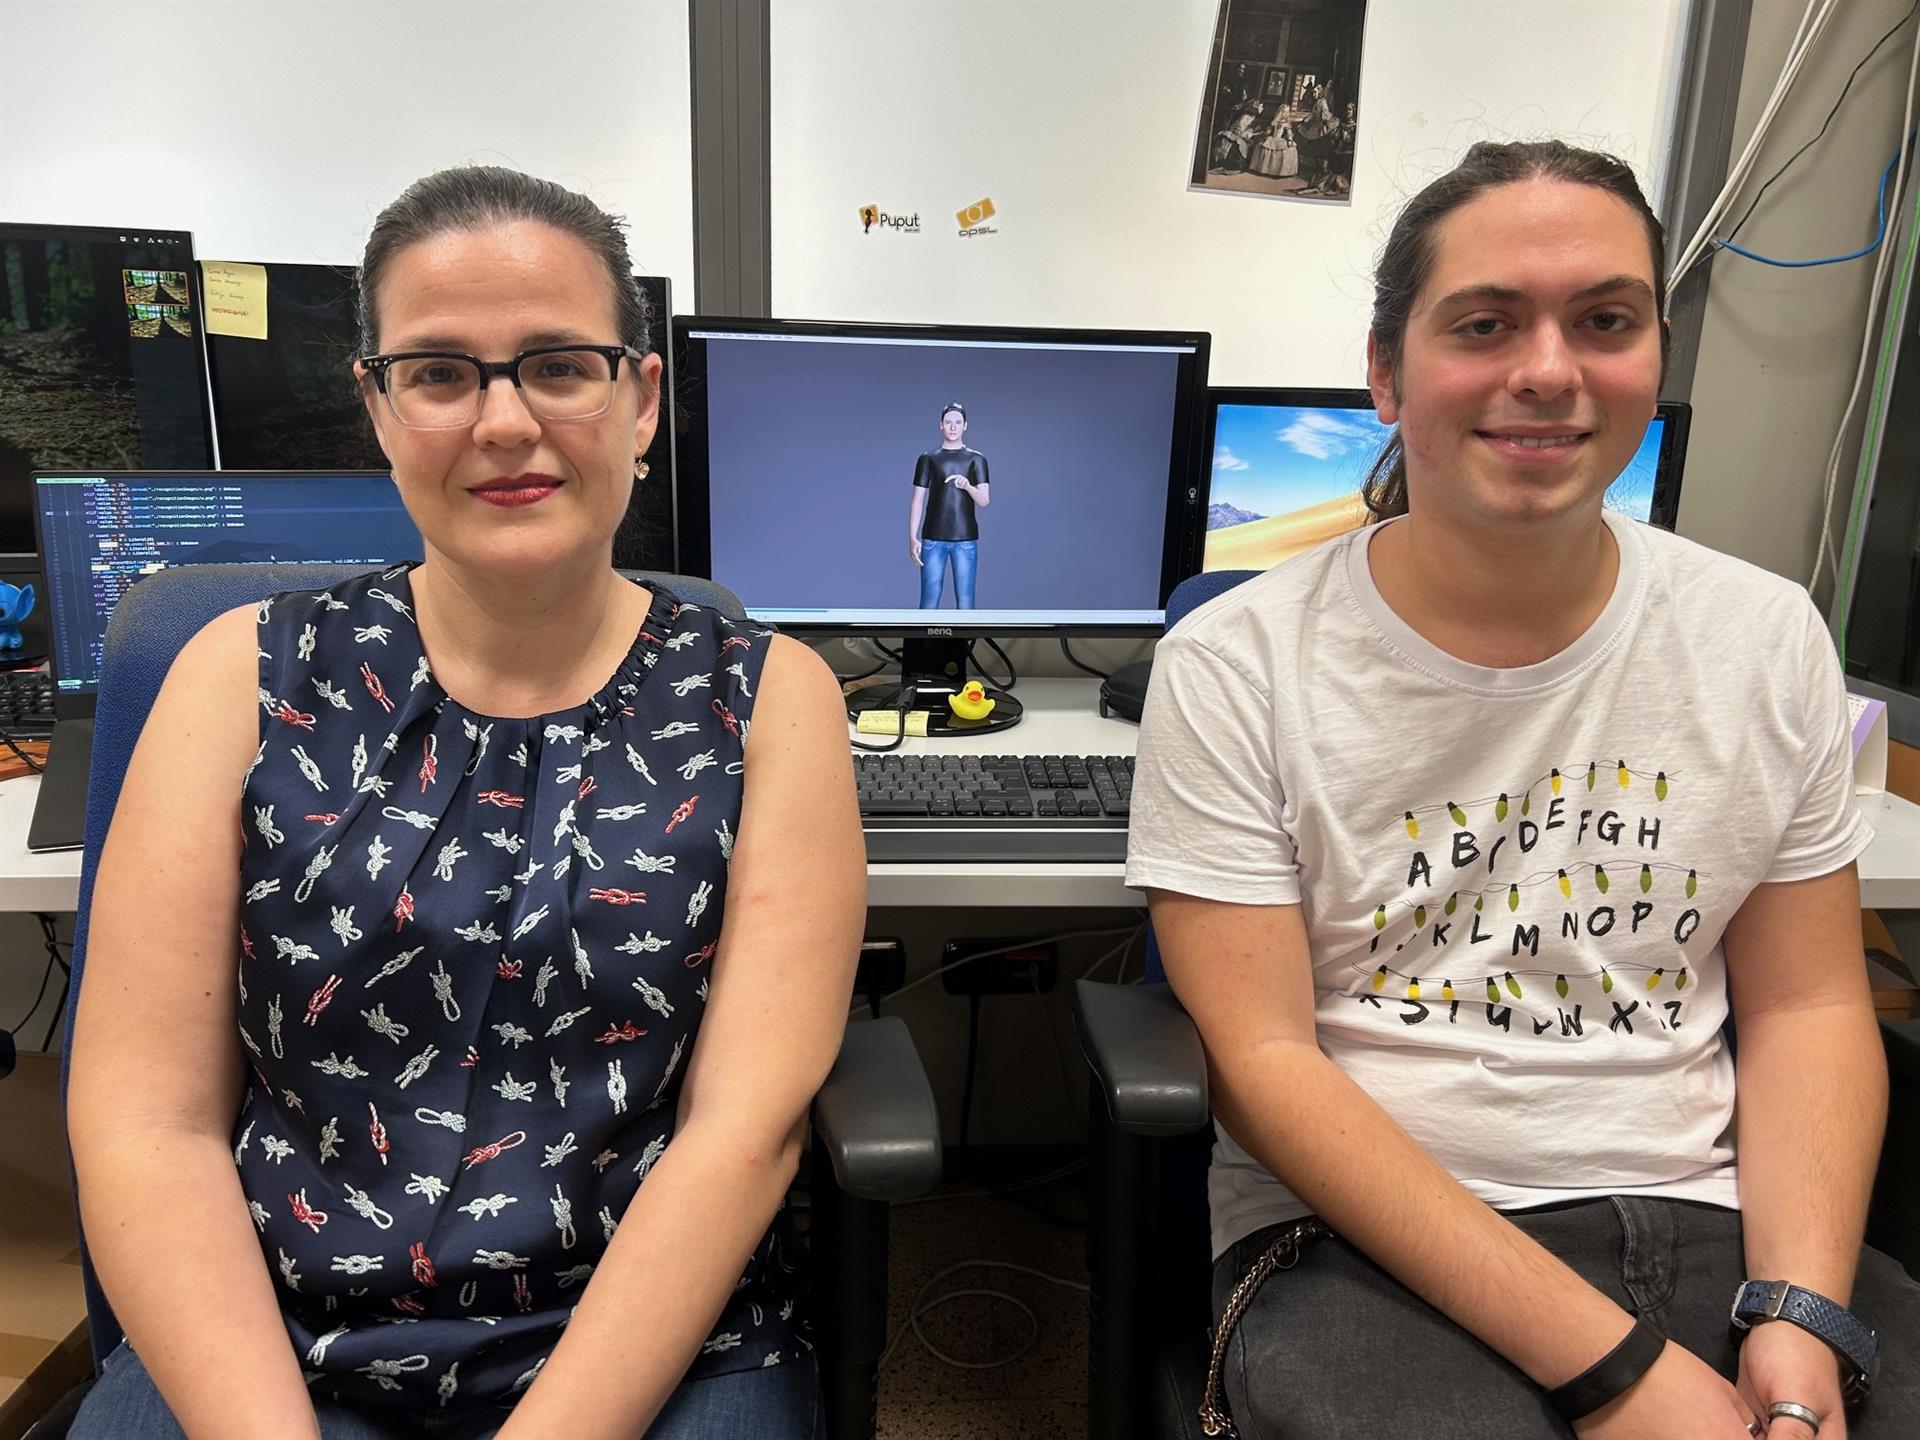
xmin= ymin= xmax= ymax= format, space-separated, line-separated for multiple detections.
xmin=1547 ymin=1314 xmax=1668 ymax=1423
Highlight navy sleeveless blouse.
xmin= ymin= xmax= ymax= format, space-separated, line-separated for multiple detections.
xmin=231 ymin=564 xmax=805 ymax=1415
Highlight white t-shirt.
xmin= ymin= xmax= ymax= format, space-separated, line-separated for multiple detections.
xmin=1125 ymin=511 xmax=1872 ymax=1260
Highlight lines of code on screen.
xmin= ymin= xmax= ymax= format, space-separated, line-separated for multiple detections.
xmin=37 ymin=473 xmax=421 ymax=692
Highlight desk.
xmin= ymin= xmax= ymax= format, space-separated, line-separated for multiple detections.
xmin=4 ymin=678 xmax=1920 ymax=915
xmin=1860 ymin=789 xmax=1920 ymax=911
xmin=0 ymin=776 xmax=84 ymax=913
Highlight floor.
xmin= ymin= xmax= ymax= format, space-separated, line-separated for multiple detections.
xmin=0 ymin=1054 xmax=90 ymax=1440
xmin=874 ymin=1161 xmax=1090 ymax=1439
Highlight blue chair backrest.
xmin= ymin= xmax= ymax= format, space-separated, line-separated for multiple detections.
xmin=1142 ymin=570 xmax=1260 ymax=986
xmin=59 ymin=562 xmax=743 ymax=1364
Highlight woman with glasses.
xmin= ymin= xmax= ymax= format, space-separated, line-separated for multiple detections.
xmin=66 ymin=167 xmax=864 ymax=1440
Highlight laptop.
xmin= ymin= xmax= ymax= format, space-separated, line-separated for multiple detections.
xmin=25 ymin=470 xmax=424 ymax=852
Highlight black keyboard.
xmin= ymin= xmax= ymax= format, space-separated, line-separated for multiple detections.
xmin=855 ymin=753 xmax=1134 ymax=863
xmin=0 ymin=670 xmax=56 ymax=739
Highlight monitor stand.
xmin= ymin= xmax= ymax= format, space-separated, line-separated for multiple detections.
xmin=843 ymin=636 xmax=1023 ymax=736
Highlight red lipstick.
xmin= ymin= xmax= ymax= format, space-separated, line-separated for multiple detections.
xmin=470 ymin=473 xmax=563 ymax=508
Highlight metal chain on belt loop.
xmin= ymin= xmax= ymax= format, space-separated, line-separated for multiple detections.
xmin=1198 ymin=1218 xmax=1332 ymax=1438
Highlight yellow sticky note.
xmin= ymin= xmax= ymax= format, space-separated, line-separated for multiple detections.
xmin=200 ymin=261 xmax=268 ymax=340
xmin=855 ymin=710 xmax=930 ymax=736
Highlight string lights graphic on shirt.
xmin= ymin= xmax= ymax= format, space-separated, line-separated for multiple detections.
xmin=1353 ymin=759 xmax=1706 ymax=1040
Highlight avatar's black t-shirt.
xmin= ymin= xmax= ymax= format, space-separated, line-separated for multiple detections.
xmin=912 ymin=447 xmax=990 ymax=542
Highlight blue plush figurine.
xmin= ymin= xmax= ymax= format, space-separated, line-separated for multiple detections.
xmin=0 ymin=582 xmax=33 ymax=653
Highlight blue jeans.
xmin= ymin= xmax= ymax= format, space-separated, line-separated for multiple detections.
xmin=918 ymin=539 xmax=977 ymax=609
xmin=1211 ymin=1197 xmax=1920 ymax=1439
xmin=68 ymin=1339 xmax=824 ymax=1440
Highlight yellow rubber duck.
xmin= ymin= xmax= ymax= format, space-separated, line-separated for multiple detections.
xmin=947 ymin=681 xmax=996 ymax=721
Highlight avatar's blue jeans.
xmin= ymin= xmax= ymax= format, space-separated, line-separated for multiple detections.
xmin=919 ymin=539 xmax=977 ymax=609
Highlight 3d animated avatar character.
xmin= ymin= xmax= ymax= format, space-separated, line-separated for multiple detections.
xmin=908 ymin=401 xmax=991 ymax=608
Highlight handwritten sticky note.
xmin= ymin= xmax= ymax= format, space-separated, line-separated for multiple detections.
xmin=200 ymin=260 xmax=268 ymax=340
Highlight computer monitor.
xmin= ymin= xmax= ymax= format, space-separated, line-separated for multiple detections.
xmin=0 ymin=224 xmax=217 ymax=556
xmin=1202 ymin=388 xmax=1692 ymax=572
xmin=32 ymin=469 xmax=423 ymax=709
xmin=203 ymin=262 xmax=386 ymax=471
xmin=676 ymin=316 xmax=1209 ymax=631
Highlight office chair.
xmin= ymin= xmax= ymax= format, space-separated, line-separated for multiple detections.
xmin=1074 ymin=568 xmax=1920 ymax=1440
xmin=41 ymin=563 xmax=938 ymax=1440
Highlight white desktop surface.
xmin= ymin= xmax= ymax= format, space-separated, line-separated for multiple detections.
xmin=1858 ymin=789 xmax=1920 ymax=912
xmin=0 ymin=775 xmax=85 ymax=912
xmin=2 ymin=679 xmax=1917 ymax=915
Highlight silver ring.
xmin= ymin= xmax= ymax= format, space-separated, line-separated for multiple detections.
xmin=1747 ymin=1423 xmax=1765 ymax=1438
xmin=1768 ymin=1400 xmax=1822 ymax=1435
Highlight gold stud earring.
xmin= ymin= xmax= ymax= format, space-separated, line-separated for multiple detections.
xmin=634 ymin=459 xmax=650 ymax=481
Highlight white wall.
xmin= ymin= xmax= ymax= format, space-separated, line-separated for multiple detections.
xmin=0 ymin=0 xmax=694 ymax=294
xmin=771 ymin=0 xmax=1687 ymax=387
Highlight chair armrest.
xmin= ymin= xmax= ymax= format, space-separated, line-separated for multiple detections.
xmin=1884 ymin=1016 xmax=1919 ymax=1153
xmin=810 ymin=1017 xmax=942 ymax=1202
xmin=1870 ymin=1018 xmax=1920 ymax=1277
xmin=1073 ymin=979 xmax=1210 ymax=1138
xmin=1886 ymin=1016 xmax=1920 ymax=1083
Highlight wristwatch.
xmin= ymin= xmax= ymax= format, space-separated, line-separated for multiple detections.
xmin=1730 ymin=1280 xmax=1878 ymax=1405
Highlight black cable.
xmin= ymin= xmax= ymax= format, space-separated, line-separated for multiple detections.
xmin=948 ymin=973 xmax=1087 ymax=1230
xmin=849 ymin=682 xmax=917 ymax=753
xmin=1058 ymin=638 xmax=1110 ymax=680
xmin=1900 ymin=555 xmax=1920 ymax=687
xmin=1724 ymin=0 xmax=1920 ymax=246
xmin=969 ymin=637 xmax=1016 ymax=691
xmin=986 ymin=637 xmax=1016 ymax=690
xmin=42 ymin=971 xmax=69 ymax=1051
xmin=4 ymin=948 xmax=58 ymax=1036
xmin=0 ymin=722 xmax=43 ymax=773
xmin=974 ymin=1170 xmax=1086 ymax=1231
xmin=959 ymin=988 xmax=981 ymax=1149
xmin=833 ymin=637 xmax=903 ymax=685
xmin=29 ymin=912 xmax=72 ymax=1051
xmin=950 ymin=976 xmax=1084 ymax=1231
xmin=836 ymin=656 xmax=893 ymax=685
xmin=37 ymin=913 xmax=70 ymax=966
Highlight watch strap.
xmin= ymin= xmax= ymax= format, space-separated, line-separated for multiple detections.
xmin=1731 ymin=1281 xmax=1878 ymax=1402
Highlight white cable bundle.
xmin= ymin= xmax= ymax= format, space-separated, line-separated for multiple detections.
xmin=1667 ymin=0 xmax=1841 ymax=295
xmin=1813 ymin=16 xmax=1920 ymax=592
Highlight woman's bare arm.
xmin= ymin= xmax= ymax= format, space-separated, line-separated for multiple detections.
xmin=67 ymin=605 xmax=321 ymax=1439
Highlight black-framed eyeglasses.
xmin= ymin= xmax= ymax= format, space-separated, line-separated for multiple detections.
xmin=358 ymin=343 xmax=646 ymax=428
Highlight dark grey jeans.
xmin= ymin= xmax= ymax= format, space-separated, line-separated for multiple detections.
xmin=1210 ymin=1197 xmax=1920 ymax=1439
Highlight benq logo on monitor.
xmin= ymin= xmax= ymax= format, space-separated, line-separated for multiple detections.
xmin=925 ymin=626 xmax=954 ymax=636
xmin=858 ymin=205 xmax=920 ymax=235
